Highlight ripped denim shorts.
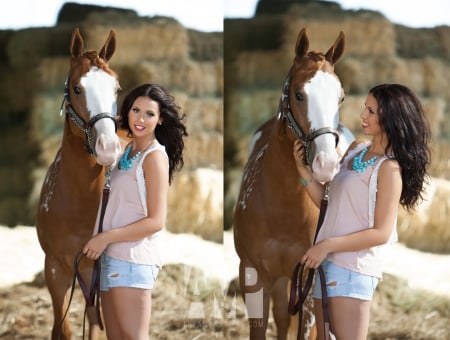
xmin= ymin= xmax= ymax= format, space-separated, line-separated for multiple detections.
xmin=312 ymin=260 xmax=379 ymax=301
xmin=100 ymin=253 xmax=160 ymax=291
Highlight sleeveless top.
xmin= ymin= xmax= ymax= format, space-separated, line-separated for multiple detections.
xmin=316 ymin=142 xmax=398 ymax=278
xmin=95 ymin=141 xmax=168 ymax=267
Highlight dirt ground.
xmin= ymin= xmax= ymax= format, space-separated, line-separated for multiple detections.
xmin=1 ymin=227 xmax=449 ymax=339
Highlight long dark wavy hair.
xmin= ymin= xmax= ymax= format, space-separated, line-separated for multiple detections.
xmin=118 ymin=83 xmax=188 ymax=184
xmin=369 ymin=83 xmax=431 ymax=210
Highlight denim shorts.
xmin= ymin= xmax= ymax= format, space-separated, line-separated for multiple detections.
xmin=312 ymin=260 xmax=379 ymax=301
xmin=100 ymin=253 xmax=160 ymax=291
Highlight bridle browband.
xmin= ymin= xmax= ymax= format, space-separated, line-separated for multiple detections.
xmin=61 ymin=76 xmax=117 ymax=156
xmin=278 ymin=67 xmax=340 ymax=166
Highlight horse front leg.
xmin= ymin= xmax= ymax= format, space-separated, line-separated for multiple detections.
xmin=45 ymin=255 xmax=72 ymax=340
xmin=239 ymin=260 xmax=272 ymax=339
xmin=272 ymin=276 xmax=290 ymax=340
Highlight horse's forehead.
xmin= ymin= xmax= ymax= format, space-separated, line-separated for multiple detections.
xmin=71 ymin=53 xmax=115 ymax=83
xmin=304 ymin=70 xmax=341 ymax=96
xmin=304 ymin=70 xmax=341 ymax=130
xmin=292 ymin=57 xmax=336 ymax=86
xmin=81 ymin=67 xmax=116 ymax=89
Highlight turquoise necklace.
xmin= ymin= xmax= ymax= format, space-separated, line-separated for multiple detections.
xmin=118 ymin=145 xmax=142 ymax=171
xmin=352 ymin=147 xmax=377 ymax=173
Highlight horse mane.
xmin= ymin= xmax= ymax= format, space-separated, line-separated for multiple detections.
xmin=291 ymin=51 xmax=325 ymax=82
xmin=307 ymin=51 xmax=325 ymax=62
xmin=82 ymin=50 xmax=116 ymax=76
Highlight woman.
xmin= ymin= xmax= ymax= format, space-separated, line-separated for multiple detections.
xmin=83 ymin=83 xmax=188 ymax=339
xmin=293 ymin=83 xmax=431 ymax=340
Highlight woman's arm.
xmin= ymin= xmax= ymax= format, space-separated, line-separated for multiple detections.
xmin=83 ymin=151 xmax=169 ymax=259
xmin=293 ymin=139 xmax=325 ymax=207
xmin=301 ymin=159 xmax=402 ymax=268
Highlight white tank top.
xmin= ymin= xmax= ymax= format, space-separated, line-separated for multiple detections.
xmin=96 ymin=141 xmax=167 ymax=267
xmin=316 ymin=142 xmax=397 ymax=278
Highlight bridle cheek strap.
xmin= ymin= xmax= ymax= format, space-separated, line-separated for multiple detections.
xmin=279 ymin=70 xmax=340 ymax=166
xmin=66 ymin=104 xmax=117 ymax=156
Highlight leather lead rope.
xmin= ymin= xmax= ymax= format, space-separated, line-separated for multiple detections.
xmin=60 ymin=167 xmax=111 ymax=339
xmin=288 ymin=183 xmax=333 ymax=340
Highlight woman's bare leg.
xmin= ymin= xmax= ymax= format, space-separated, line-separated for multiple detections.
xmin=329 ymin=297 xmax=371 ymax=340
xmin=101 ymin=291 xmax=123 ymax=340
xmin=109 ymin=287 xmax=152 ymax=340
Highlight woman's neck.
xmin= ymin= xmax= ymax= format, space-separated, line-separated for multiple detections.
xmin=132 ymin=137 xmax=156 ymax=152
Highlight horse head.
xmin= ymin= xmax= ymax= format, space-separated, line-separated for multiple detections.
xmin=280 ymin=28 xmax=345 ymax=182
xmin=65 ymin=27 xmax=121 ymax=166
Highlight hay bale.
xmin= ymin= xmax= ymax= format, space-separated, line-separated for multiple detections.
xmin=80 ymin=25 xmax=189 ymax=65
xmin=233 ymin=50 xmax=290 ymax=89
xmin=431 ymin=140 xmax=450 ymax=178
xmin=283 ymin=18 xmax=395 ymax=57
xmin=398 ymin=177 xmax=450 ymax=253
xmin=167 ymin=169 xmax=223 ymax=242
xmin=184 ymin=132 xmax=223 ymax=170
xmin=228 ymin=90 xmax=279 ymax=137
xmin=118 ymin=59 xmax=222 ymax=97
xmin=184 ymin=97 xmax=223 ymax=133
xmin=35 ymin=57 xmax=69 ymax=90
xmin=422 ymin=57 xmax=450 ymax=100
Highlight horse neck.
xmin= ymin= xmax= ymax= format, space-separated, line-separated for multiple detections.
xmin=59 ymin=118 xmax=104 ymax=184
xmin=265 ymin=117 xmax=302 ymax=181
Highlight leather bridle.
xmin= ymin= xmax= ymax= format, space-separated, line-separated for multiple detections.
xmin=278 ymin=68 xmax=340 ymax=166
xmin=62 ymin=76 xmax=117 ymax=156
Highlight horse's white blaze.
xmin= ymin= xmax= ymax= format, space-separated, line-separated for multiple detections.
xmin=304 ymin=70 xmax=341 ymax=181
xmin=80 ymin=67 xmax=121 ymax=165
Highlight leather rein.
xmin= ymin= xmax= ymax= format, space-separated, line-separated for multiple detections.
xmin=60 ymin=167 xmax=111 ymax=338
xmin=288 ymin=183 xmax=334 ymax=340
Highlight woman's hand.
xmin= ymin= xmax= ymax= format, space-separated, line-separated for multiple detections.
xmin=301 ymin=240 xmax=329 ymax=269
xmin=293 ymin=139 xmax=312 ymax=180
xmin=83 ymin=233 xmax=109 ymax=260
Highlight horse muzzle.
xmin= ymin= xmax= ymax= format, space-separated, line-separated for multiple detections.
xmin=311 ymin=149 xmax=340 ymax=182
xmin=94 ymin=133 xmax=121 ymax=166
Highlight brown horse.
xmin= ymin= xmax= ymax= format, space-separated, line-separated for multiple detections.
xmin=36 ymin=28 xmax=122 ymax=339
xmin=233 ymin=28 xmax=354 ymax=339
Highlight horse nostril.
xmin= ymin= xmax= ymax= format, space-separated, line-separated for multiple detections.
xmin=96 ymin=135 xmax=106 ymax=151
xmin=314 ymin=152 xmax=325 ymax=169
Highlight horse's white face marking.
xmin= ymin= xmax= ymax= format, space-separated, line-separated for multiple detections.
xmin=304 ymin=70 xmax=341 ymax=181
xmin=80 ymin=67 xmax=121 ymax=166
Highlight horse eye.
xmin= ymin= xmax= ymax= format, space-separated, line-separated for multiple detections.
xmin=339 ymin=96 xmax=345 ymax=104
xmin=295 ymin=91 xmax=303 ymax=101
xmin=74 ymin=86 xmax=81 ymax=95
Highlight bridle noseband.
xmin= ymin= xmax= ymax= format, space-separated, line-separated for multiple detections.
xmin=62 ymin=76 xmax=117 ymax=156
xmin=279 ymin=69 xmax=340 ymax=166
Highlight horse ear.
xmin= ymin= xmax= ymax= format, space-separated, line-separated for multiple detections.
xmin=325 ymin=31 xmax=345 ymax=65
xmin=70 ymin=28 xmax=84 ymax=60
xmin=99 ymin=30 xmax=117 ymax=62
xmin=295 ymin=28 xmax=309 ymax=59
